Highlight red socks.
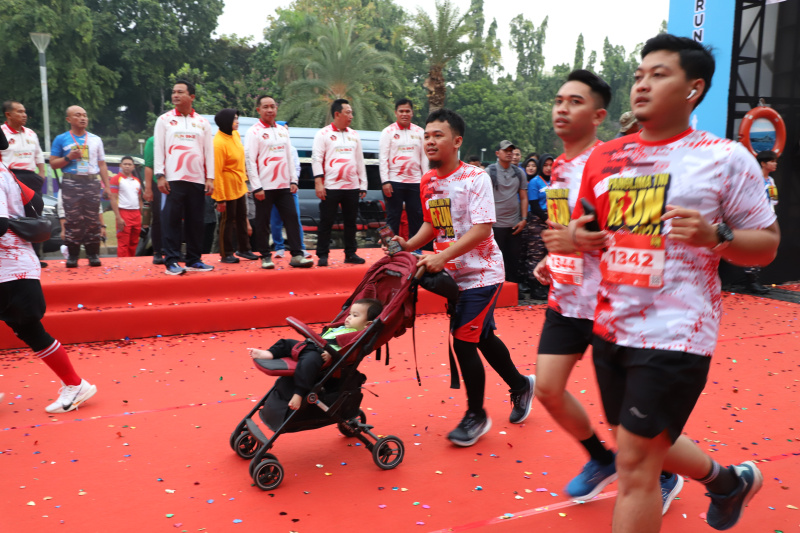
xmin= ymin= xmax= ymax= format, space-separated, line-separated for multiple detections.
xmin=36 ymin=340 xmax=81 ymax=386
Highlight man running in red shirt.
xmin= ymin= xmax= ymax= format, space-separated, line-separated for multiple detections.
xmin=573 ymin=34 xmax=779 ymax=531
xmin=393 ymin=109 xmax=534 ymax=446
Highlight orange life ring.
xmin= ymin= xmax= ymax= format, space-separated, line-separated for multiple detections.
xmin=738 ymin=105 xmax=786 ymax=157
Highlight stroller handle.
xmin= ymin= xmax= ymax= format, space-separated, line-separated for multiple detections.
xmin=414 ymin=265 xmax=426 ymax=280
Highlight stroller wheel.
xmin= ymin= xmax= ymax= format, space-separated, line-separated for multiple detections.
xmin=249 ymin=452 xmax=277 ymax=477
xmin=337 ymin=409 xmax=368 ymax=437
xmin=234 ymin=432 xmax=260 ymax=460
xmin=253 ymin=459 xmax=284 ymax=491
xmin=229 ymin=423 xmax=249 ymax=452
xmin=372 ymin=436 xmax=405 ymax=470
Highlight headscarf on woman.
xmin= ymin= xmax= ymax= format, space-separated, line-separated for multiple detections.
xmin=214 ymin=108 xmax=238 ymax=136
xmin=523 ymin=156 xmax=538 ymax=182
xmin=527 ymin=153 xmax=554 ymax=221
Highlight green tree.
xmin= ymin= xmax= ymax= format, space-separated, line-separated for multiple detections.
xmin=447 ymin=78 xmax=560 ymax=158
xmin=586 ymin=50 xmax=598 ymax=73
xmin=0 ymin=0 xmax=120 ymax=130
xmin=277 ymin=19 xmax=400 ymax=129
xmin=87 ymin=0 xmax=224 ymax=129
xmin=411 ymin=0 xmax=474 ymax=111
xmin=510 ymin=15 xmax=548 ymax=83
xmin=599 ymin=37 xmax=640 ymax=137
xmin=463 ymin=0 xmax=502 ymax=80
xmin=573 ymin=34 xmax=585 ymax=70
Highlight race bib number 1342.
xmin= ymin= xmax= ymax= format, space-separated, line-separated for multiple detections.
xmin=600 ymin=232 xmax=665 ymax=288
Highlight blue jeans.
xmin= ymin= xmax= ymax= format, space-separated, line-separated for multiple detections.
xmin=271 ymin=192 xmax=306 ymax=251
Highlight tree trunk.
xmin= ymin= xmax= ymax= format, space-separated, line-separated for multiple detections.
xmin=424 ymin=64 xmax=446 ymax=112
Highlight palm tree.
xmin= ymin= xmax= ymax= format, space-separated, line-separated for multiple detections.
xmin=277 ymin=19 xmax=400 ymax=130
xmin=411 ymin=0 xmax=474 ymax=112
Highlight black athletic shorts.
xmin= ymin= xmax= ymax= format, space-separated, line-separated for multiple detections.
xmin=537 ymin=308 xmax=594 ymax=355
xmin=0 ymin=279 xmax=46 ymax=324
xmin=592 ymin=336 xmax=711 ymax=444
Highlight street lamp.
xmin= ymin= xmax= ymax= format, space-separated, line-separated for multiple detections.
xmin=480 ymin=147 xmax=486 ymax=164
xmin=30 ymin=32 xmax=52 ymax=194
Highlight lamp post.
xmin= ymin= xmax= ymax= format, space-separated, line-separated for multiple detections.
xmin=30 ymin=32 xmax=52 ymax=194
xmin=480 ymin=147 xmax=486 ymax=164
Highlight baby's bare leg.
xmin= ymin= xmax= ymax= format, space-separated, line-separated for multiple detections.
xmin=248 ymin=348 xmax=273 ymax=360
xmin=289 ymin=393 xmax=302 ymax=410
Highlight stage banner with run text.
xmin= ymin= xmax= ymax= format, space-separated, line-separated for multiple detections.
xmin=667 ymin=0 xmax=736 ymax=138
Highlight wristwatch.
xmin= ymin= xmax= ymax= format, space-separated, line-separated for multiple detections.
xmin=711 ymin=222 xmax=733 ymax=253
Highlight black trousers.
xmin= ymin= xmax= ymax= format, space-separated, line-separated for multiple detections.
xmin=14 ymin=170 xmax=45 ymax=258
xmin=493 ymin=226 xmax=523 ymax=283
xmin=268 ymin=338 xmax=324 ymax=396
xmin=254 ymin=189 xmax=302 ymax=257
xmin=384 ymin=182 xmax=423 ymax=239
xmin=150 ymin=184 xmax=163 ymax=255
xmin=219 ymin=195 xmax=251 ymax=257
xmin=161 ymin=181 xmax=205 ymax=266
xmin=317 ymin=188 xmax=360 ymax=257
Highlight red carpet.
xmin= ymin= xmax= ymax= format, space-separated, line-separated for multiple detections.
xmin=0 ymin=249 xmax=516 ymax=350
xmin=2 ymin=293 xmax=799 ymax=532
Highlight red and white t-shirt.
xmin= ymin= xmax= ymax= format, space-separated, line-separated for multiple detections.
xmin=0 ymin=123 xmax=44 ymax=172
xmin=153 ymin=109 xmax=214 ymax=184
xmin=379 ymin=122 xmax=428 ymax=184
xmin=0 ymin=166 xmax=40 ymax=282
xmin=311 ymin=124 xmax=367 ymax=191
xmin=546 ymin=141 xmax=602 ymax=320
xmin=244 ymin=121 xmax=296 ymax=191
xmin=109 ymin=173 xmax=141 ymax=210
xmin=421 ymin=162 xmax=504 ymax=291
xmin=575 ymin=129 xmax=777 ymax=356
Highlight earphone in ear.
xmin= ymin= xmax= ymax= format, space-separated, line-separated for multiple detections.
xmin=687 ymin=89 xmax=697 ymax=100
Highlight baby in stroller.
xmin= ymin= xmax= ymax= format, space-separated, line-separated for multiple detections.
xmin=248 ymin=298 xmax=383 ymax=410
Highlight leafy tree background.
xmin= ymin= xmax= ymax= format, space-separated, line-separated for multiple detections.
xmin=0 ymin=0 xmax=661 ymax=159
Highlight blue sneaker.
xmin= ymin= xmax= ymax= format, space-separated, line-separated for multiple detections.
xmin=565 ymin=458 xmax=618 ymax=501
xmin=706 ymin=461 xmax=763 ymax=530
xmin=185 ymin=261 xmax=214 ymax=272
xmin=661 ymin=473 xmax=684 ymax=515
xmin=165 ymin=263 xmax=186 ymax=276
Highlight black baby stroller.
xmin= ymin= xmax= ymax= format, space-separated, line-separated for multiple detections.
xmin=229 ymin=251 xmax=423 ymax=490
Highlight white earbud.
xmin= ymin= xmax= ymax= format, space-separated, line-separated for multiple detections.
xmin=687 ymin=89 xmax=697 ymax=100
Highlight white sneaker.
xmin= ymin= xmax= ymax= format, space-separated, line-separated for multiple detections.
xmin=274 ymin=250 xmax=285 ymax=258
xmin=45 ymin=379 xmax=97 ymax=414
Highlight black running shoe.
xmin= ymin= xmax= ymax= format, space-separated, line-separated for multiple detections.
xmin=509 ymin=375 xmax=536 ymax=423
xmin=447 ymin=411 xmax=491 ymax=447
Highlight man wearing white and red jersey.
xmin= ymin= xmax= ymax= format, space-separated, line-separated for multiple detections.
xmin=311 ymin=99 xmax=367 ymax=266
xmin=392 ymin=108 xmax=532 ymax=447
xmin=528 ymin=70 xmax=647 ymax=507
xmin=0 ymin=128 xmax=97 ymax=414
xmin=245 ymin=96 xmax=311 ymax=269
xmin=379 ymin=98 xmax=428 ymax=240
xmin=572 ymin=35 xmax=779 ymax=532
xmin=153 ymin=80 xmax=215 ymax=275
xmin=2 ymin=100 xmax=47 ymax=265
